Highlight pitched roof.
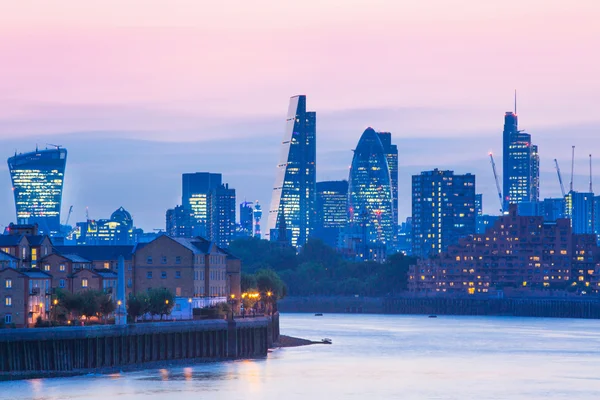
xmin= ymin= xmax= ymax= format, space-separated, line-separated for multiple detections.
xmin=53 ymin=245 xmax=134 ymax=261
xmin=61 ymin=254 xmax=91 ymax=263
xmin=28 ymin=235 xmax=50 ymax=246
xmin=0 ymin=250 xmax=18 ymax=261
xmin=20 ymin=269 xmax=52 ymax=279
xmin=0 ymin=235 xmax=25 ymax=246
xmin=94 ymin=269 xmax=118 ymax=278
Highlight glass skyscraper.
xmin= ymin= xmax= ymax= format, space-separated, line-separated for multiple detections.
xmin=502 ymin=110 xmax=539 ymax=210
xmin=7 ymin=147 xmax=67 ymax=234
xmin=267 ymin=95 xmax=316 ymax=247
xmin=348 ymin=128 xmax=394 ymax=248
xmin=182 ymin=172 xmax=222 ymax=237
xmin=377 ymin=131 xmax=399 ymax=242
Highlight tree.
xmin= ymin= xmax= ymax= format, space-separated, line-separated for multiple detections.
xmin=255 ymin=268 xmax=287 ymax=300
xmin=241 ymin=273 xmax=257 ymax=293
xmin=127 ymin=292 xmax=150 ymax=322
xmin=147 ymin=288 xmax=175 ymax=320
xmin=98 ymin=293 xmax=116 ymax=322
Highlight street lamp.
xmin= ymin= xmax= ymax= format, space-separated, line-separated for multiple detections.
xmin=188 ymin=298 xmax=193 ymax=320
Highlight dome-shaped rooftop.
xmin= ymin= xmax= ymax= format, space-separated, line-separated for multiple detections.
xmin=111 ymin=206 xmax=133 ymax=229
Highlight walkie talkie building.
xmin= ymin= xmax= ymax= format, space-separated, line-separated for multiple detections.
xmin=7 ymin=147 xmax=68 ymax=235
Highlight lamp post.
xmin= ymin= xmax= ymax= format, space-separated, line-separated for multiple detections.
xmin=188 ymin=298 xmax=193 ymax=321
xmin=228 ymin=294 xmax=236 ymax=320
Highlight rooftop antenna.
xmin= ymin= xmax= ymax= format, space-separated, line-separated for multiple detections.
xmin=590 ymin=154 xmax=593 ymax=193
xmin=570 ymin=146 xmax=575 ymax=192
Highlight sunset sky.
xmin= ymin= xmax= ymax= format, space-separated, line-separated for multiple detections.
xmin=1 ymin=0 xmax=599 ymax=229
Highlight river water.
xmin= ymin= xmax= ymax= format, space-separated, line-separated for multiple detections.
xmin=2 ymin=314 xmax=600 ymax=399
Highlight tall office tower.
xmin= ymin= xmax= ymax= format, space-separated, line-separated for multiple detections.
xmin=166 ymin=205 xmax=195 ymax=238
xmin=377 ymin=132 xmax=399 ymax=227
xmin=412 ymin=169 xmax=476 ymax=259
xmin=253 ymin=201 xmax=262 ymax=238
xmin=239 ymin=201 xmax=254 ymax=237
xmin=7 ymin=147 xmax=68 ymax=235
xmin=314 ymin=180 xmax=348 ymax=247
xmin=182 ymin=172 xmax=222 ymax=237
xmin=502 ymin=100 xmax=539 ymax=210
xmin=267 ymin=95 xmax=316 ymax=247
xmin=475 ymin=194 xmax=483 ymax=216
xmin=348 ymin=128 xmax=395 ymax=249
xmin=565 ymin=191 xmax=594 ymax=234
xmin=208 ymin=184 xmax=236 ymax=248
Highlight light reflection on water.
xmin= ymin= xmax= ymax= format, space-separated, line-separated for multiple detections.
xmin=1 ymin=314 xmax=600 ymax=399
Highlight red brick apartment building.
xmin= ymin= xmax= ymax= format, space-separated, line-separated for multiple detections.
xmin=409 ymin=205 xmax=600 ymax=295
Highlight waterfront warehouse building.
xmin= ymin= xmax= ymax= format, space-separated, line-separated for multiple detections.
xmin=347 ymin=128 xmax=395 ymax=250
xmin=412 ymin=169 xmax=476 ymax=259
xmin=7 ymin=147 xmax=68 ymax=235
xmin=267 ymin=95 xmax=316 ymax=247
xmin=314 ymin=180 xmax=348 ymax=247
xmin=502 ymin=110 xmax=540 ymax=210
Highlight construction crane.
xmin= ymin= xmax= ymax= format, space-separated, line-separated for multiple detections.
xmin=489 ymin=152 xmax=504 ymax=213
xmin=570 ymin=146 xmax=575 ymax=192
xmin=554 ymin=159 xmax=566 ymax=197
xmin=64 ymin=205 xmax=73 ymax=226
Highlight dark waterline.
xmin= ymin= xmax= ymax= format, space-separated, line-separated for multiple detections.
xmin=1 ymin=314 xmax=600 ymax=399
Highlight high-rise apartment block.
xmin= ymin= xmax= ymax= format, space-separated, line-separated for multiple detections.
xmin=7 ymin=147 xmax=68 ymax=235
xmin=166 ymin=205 xmax=195 ymax=238
xmin=412 ymin=169 xmax=476 ymax=259
xmin=239 ymin=201 xmax=254 ymax=237
xmin=267 ymin=95 xmax=316 ymax=247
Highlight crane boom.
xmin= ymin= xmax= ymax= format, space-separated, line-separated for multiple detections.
xmin=65 ymin=205 xmax=73 ymax=226
xmin=489 ymin=153 xmax=503 ymax=213
xmin=554 ymin=159 xmax=566 ymax=197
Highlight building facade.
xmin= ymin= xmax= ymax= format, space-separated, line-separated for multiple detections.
xmin=409 ymin=205 xmax=600 ymax=295
xmin=166 ymin=205 xmax=195 ymax=238
xmin=239 ymin=201 xmax=254 ymax=237
xmin=267 ymin=95 xmax=316 ymax=247
xmin=314 ymin=180 xmax=348 ymax=247
xmin=348 ymin=128 xmax=395 ymax=251
xmin=182 ymin=172 xmax=222 ymax=237
xmin=377 ymin=132 xmax=399 ymax=231
xmin=207 ymin=184 xmax=236 ymax=248
xmin=565 ymin=191 xmax=594 ymax=234
xmin=412 ymin=169 xmax=476 ymax=259
xmin=7 ymin=147 xmax=68 ymax=235
xmin=73 ymin=207 xmax=135 ymax=245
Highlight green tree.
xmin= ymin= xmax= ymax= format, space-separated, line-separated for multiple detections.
xmin=127 ymin=292 xmax=150 ymax=322
xmin=98 ymin=293 xmax=116 ymax=322
xmin=241 ymin=273 xmax=257 ymax=293
xmin=255 ymin=268 xmax=287 ymax=299
xmin=148 ymin=288 xmax=175 ymax=320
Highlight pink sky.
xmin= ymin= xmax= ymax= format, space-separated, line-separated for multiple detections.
xmin=0 ymin=1 xmax=599 ymax=228
xmin=1 ymin=0 xmax=599 ymax=138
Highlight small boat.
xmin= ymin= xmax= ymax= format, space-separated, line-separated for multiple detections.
xmin=314 ymin=313 xmax=323 ymax=316
xmin=321 ymin=338 xmax=332 ymax=344
xmin=428 ymin=315 xmax=438 ymax=318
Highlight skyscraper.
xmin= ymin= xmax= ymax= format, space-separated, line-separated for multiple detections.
xmin=314 ymin=180 xmax=348 ymax=247
xmin=253 ymin=201 xmax=262 ymax=238
xmin=502 ymin=99 xmax=539 ymax=210
xmin=267 ymin=95 xmax=316 ymax=247
xmin=565 ymin=191 xmax=594 ymax=234
xmin=348 ymin=128 xmax=395 ymax=249
xmin=207 ymin=183 xmax=236 ymax=248
xmin=7 ymin=147 xmax=68 ymax=235
xmin=377 ymin=132 xmax=399 ymax=226
xmin=412 ymin=169 xmax=476 ymax=259
xmin=166 ymin=205 xmax=195 ymax=238
xmin=239 ymin=201 xmax=254 ymax=237
xmin=182 ymin=172 xmax=222 ymax=236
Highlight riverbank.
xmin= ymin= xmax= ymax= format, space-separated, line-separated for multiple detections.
xmin=273 ymin=335 xmax=324 ymax=348
xmin=278 ymin=296 xmax=600 ymax=319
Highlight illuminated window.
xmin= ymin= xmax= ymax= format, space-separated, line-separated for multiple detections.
xmin=31 ymin=248 xmax=37 ymax=262
xmin=5 ymin=279 xmax=11 ymax=289
xmin=104 ymin=262 xmax=110 ymax=269
xmin=59 ymin=264 xmax=65 ymax=272
xmin=44 ymin=264 xmax=50 ymax=272
xmin=5 ymin=296 xmax=12 ymax=306
xmin=81 ymin=279 xmax=88 ymax=288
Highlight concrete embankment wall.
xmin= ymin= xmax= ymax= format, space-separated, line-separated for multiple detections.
xmin=279 ymin=296 xmax=600 ymax=319
xmin=0 ymin=314 xmax=280 ymax=378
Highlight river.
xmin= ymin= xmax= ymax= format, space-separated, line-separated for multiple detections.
xmin=2 ymin=314 xmax=600 ymax=399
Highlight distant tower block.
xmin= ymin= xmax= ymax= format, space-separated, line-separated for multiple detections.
xmin=254 ymin=201 xmax=262 ymax=238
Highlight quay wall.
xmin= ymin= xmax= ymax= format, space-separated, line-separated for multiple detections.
xmin=279 ymin=296 xmax=600 ymax=319
xmin=0 ymin=313 xmax=280 ymax=379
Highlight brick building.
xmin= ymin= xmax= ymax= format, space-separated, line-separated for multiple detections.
xmin=0 ymin=268 xmax=52 ymax=327
xmin=0 ymin=224 xmax=53 ymax=269
xmin=409 ymin=205 xmax=600 ymax=295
